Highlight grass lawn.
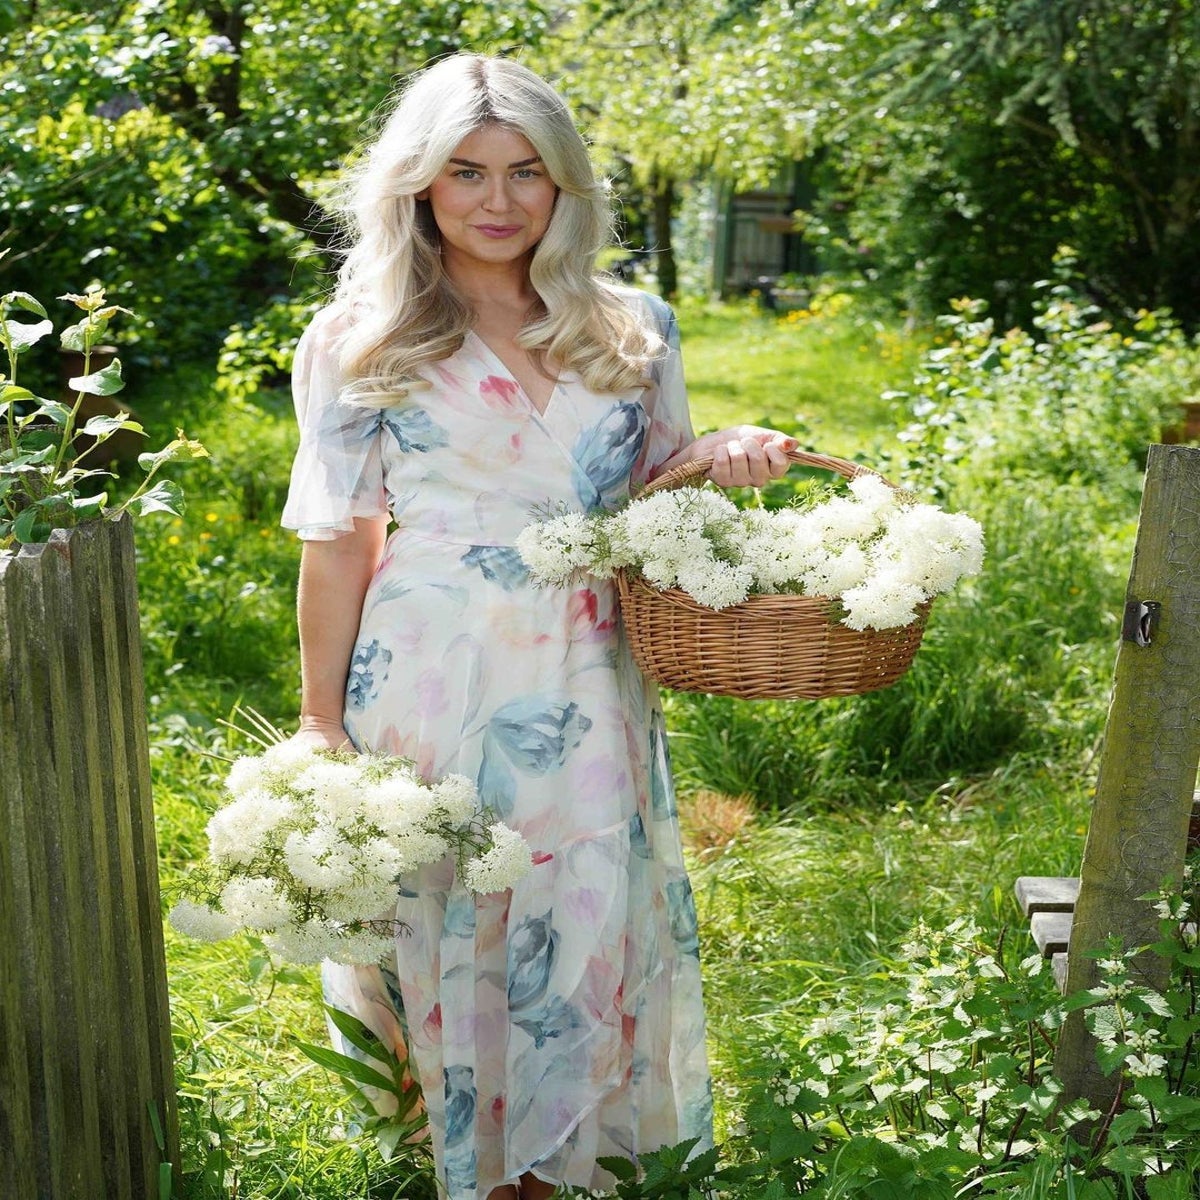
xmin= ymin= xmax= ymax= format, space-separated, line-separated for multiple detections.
xmin=678 ymin=295 xmax=925 ymax=457
xmin=137 ymin=297 xmax=1102 ymax=1197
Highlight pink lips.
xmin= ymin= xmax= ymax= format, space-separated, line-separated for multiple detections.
xmin=475 ymin=224 xmax=522 ymax=239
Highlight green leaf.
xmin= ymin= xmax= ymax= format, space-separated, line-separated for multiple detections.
xmin=126 ymin=479 xmax=184 ymax=518
xmin=72 ymin=492 xmax=107 ymax=517
xmin=3 ymin=291 xmax=48 ymax=318
xmin=596 ymin=1155 xmax=639 ymax=1182
xmin=294 ymin=1039 xmax=402 ymax=1096
xmin=32 ymin=399 xmax=73 ymax=427
xmin=12 ymin=505 xmax=48 ymax=543
xmin=324 ymin=1004 xmax=389 ymax=1060
xmin=0 ymin=383 xmax=37 ymax=409
xmin=2 ymin=318 xmax=54 ymax=352
xmin=68 ymin=359 xmax=124 ymax=396
xmin=82 ymin=413 xmax=144 ymax=439
xmin=1146 ymin=1170 xmax=1196 ymax=1199
xmin=59 ymin=320 xmax=88 ymax=352
xmin=137 ymin=431 xmax=209 ymax=473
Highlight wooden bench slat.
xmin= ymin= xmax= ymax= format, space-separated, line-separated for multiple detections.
xmin=1015 ymin=876 xmax=1080 ymax=915
xmin=1031 ymin=910 xmax=1073 ymax=956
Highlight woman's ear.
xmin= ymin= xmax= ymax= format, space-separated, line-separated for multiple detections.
xmin=415 ymin=189 xmax=430 ymax=202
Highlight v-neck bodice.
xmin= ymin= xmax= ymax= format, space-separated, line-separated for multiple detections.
xmin=463 ymin=329 xmax=560 ymax=417
xmin=282 ymin=289 xmax=696 ymax=547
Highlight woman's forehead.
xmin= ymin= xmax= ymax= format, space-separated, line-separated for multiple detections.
xmin=448 ymin=124 xmax=540 ymax=167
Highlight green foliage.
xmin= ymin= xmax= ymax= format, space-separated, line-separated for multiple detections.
xmin=216 ymin=295 xmax=323 ymax=404
xmin=564 ymin=879 xmax=1200 ymax=1197
xmin=789 ymin=0 xmax=1200 ymax=325
xmin=1 ymin=0 xmax=548 ymax=365
xmin=0 ymin=278 xmax=206 ymax=546
xmin=296 ymin=1005 xmax=430 ymax=1162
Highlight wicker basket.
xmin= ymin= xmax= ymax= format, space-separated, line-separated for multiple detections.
xmin=615 ymin=450 xmax=932 ymax=700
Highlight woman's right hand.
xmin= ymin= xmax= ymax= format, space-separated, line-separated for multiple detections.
xmin=290 ymin=715 xmax=355 ymax=753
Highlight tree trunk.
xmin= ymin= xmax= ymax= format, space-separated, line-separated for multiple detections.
xmin=652 ymin=171 xmax=678 ymax=301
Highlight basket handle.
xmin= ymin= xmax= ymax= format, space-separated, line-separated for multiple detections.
xmin=640 ymin=448 xmax=897 ymax=496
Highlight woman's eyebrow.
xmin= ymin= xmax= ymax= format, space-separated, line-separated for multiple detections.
xmin=448 ymin=156 xmax=544 ymax=169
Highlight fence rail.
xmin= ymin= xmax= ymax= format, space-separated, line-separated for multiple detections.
xmin=0 ymin=514 xmax=178 ymax=1199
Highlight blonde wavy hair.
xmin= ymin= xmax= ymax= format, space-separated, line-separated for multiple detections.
xmin=330 ymin=53 xmax=662 ymax=404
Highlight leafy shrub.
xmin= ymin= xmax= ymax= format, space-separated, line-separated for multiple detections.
xmin=560 ymin=865 xmax=1200 ymax=1198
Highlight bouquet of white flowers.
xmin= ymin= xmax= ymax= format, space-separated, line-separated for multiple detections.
xmin=169 ymin=733 xmax=531 ymax=966
xmin=517 ymin=470 xmax=983 ymax=632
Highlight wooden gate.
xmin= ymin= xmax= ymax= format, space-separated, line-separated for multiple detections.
xmin=0 ymin=514 xmax=178 ymax=1199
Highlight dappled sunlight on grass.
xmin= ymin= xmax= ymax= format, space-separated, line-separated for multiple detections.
xmin=677 ymin=296 xmax=927 ymax=458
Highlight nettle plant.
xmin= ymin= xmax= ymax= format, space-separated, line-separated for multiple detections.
xmin=0 ymin=278 xmax=206 ymax=548
xmin=732 ymin=880 xmax=1200 ymax=1199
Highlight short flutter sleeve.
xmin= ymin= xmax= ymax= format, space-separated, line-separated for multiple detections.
xmin=629 ymin=290 xmax=695 ymax=487
xmin=280 ymin=311 xmax=388 ymax=541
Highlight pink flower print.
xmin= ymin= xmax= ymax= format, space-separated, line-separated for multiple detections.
xmin=567 ymin=588 xmax=617 ymax=643
xmin=422 ymin=1003 xmax=443 ymax=1044
xmin=480 ymin=375 xmax=525 ymax=419
xmin=415 ymin=668 xmax=448 ymax=718
xmin=564 ymin=887 xmax=610 ymax=928
xmin=378 ymin=727 xmax=438 ymax=780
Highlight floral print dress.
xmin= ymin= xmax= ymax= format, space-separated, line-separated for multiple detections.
xmin=281 ymin=289 xmax=713 ymax=1199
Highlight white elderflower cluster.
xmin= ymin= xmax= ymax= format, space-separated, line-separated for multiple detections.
xmin=171 ymin=740 xmax=532 ymax=966
xmin=518 ymin=472 xmax=984 ymax=631
xmin=514 ymin=511 xmax=603 ymax=584
xmin=462 ymin=823 xmax=534 ymax=894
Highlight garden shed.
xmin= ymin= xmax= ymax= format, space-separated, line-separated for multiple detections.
xmin=710 ymin=160 xmax=819 ymax=295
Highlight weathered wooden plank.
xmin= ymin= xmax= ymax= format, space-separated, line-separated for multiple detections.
xmin=1052 ymin=953 xmax=1069 ymax=993
xmin=0 ymin=554 xmax=37 ymax=1200
xmin=35 ymin=536 xmax=109 ymax=1194
xmin=1014 ymin=876 xmax=1080 ymax=915
xmin=79 ymin=518 xmax=160 ymax=1190
xmin=52 ymin=525 xmax=135 ymax=1197
xmin=8 ymin=540 xmax=98 ymax=1197
xmin=1030 ymin=911 xmax=1073 ymax=956
xmin=1056 ymin=444 xmax=1200 ymax=1112
xmin=107 ymin=517 xmax=179 ymax=1173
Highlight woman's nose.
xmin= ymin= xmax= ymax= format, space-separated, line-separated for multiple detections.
xmin=482 ymin=178 xmax=514 ymax=212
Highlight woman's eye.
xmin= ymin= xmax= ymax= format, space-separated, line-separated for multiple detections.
xmin=514 ymin=168 xmax=540 ymax=179
xmin=453 ymin=169 xmax=480 ymax=180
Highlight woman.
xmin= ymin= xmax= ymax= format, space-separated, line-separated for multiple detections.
xmin=281 ymin=53 xmax=794 ymax=1200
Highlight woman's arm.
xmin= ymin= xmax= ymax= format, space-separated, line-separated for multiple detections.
xmin=294 ymin=515 xmax=389 ymax=751
xmin=656 ymin=425 xmax=797 ymax=488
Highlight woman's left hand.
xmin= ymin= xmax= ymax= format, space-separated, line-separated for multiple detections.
xmin=662 ymin=426 xmax=798 ymax=488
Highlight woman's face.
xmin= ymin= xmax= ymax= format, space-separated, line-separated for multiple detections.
xmin=422 ymin=124 xmax=558 ymax=282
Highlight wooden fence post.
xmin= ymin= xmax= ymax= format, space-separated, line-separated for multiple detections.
xmin=0 ymin=515 xmax=179 ymax=1199
xmin=1054 ymin=444 xmax=1200 ymax=1110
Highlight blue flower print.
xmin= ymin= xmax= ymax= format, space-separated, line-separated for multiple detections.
xmin=346 ymin=638 xmax=392 ymax=711
xmin=629 ymin=812 xmax=651 ymax=860
xmin=571 ymin=401 xmax=648 ymax=512
xmin=444 ymin=891 xmax=477 ymax=938
xmin=507 ymin=911 xmax=559 ymax=1011
xmin=666 ymin=877 xmax=700 ymax=958
xmin=648 ymin=710 xmax=677 ymax=819
xmin=460 ymin=544 xmax=530 ymax=591
xmin=512 ymin=995 xmax=581 ymax=1049
xmin=477 ymin=696 xmax=593 ymax=817
xmin=383 ymin=408 xmax=450 ymax=453
xmin=443 ymin=1065 xmax=478 ymax=1194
